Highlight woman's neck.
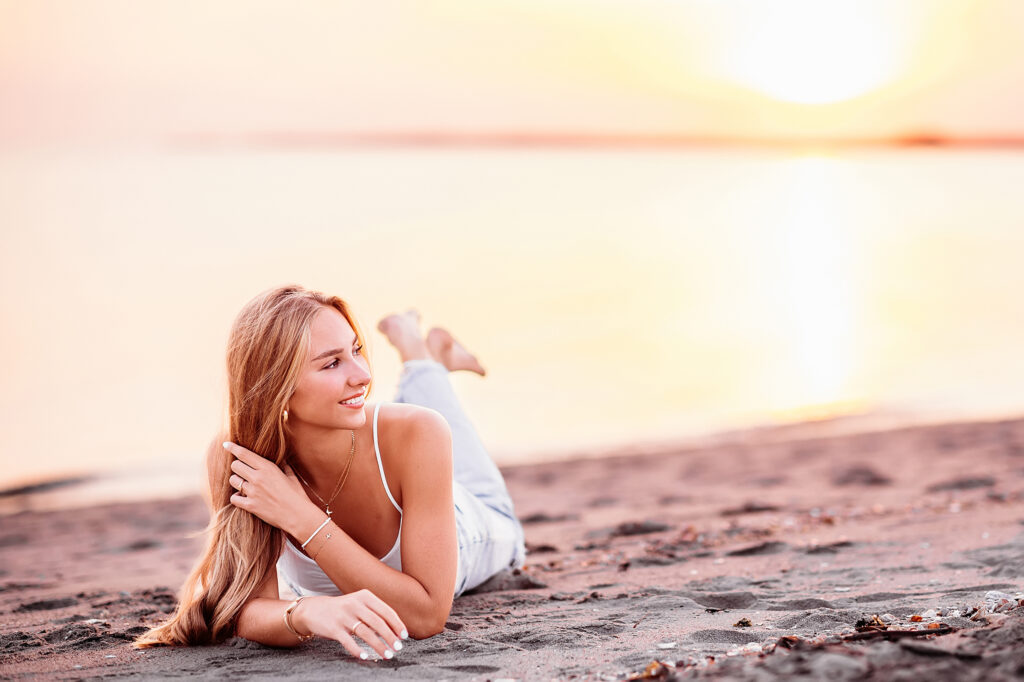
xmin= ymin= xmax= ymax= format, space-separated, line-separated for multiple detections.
xmin=287 ymin=424 xmax=359 ymax=493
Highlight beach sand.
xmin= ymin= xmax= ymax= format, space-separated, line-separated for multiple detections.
xmin=3 ymin=415 xmax=1024 ymax=680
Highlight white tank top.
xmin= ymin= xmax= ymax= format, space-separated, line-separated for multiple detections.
xmin=276 ymin=402 xmax=403 ymax=597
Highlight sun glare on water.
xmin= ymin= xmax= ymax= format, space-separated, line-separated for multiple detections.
xmin=721 ymin=0 xmax=906 ymax=104
xmin=763 ymin=156 xmax=867 ymax=422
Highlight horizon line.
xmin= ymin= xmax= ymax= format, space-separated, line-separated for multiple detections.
xmin=167 ymin=130 xmax=1024 ymax=151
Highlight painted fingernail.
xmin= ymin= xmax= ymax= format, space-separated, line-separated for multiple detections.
xmin=393 ymin=640 xmax=402 ymax=651
xmin=384 ymin=649 xmax=394 ymax=659
xmin=400 ymin=629 xmax=409 ymax=640
xmin=359 ymin=651 xmax=368 ymax=660
xmin=222 ymin=442 xmax=231 ymax=449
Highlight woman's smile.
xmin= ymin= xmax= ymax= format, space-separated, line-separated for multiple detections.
xmin=339 ymin=393 xmax=365 ymax=408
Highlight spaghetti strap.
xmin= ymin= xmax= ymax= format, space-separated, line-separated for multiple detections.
xmin=373 ymin=403 xmax=402 ymax=513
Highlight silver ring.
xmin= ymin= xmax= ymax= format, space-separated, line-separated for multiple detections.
xmin=351 ymin=621 xmax=364 ymax=636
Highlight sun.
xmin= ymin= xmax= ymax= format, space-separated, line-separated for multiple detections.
xmin=720 ymin=0 xmax=904 ymax=104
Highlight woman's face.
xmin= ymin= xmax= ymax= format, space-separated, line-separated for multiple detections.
xmin=287 ymin=306 xmax=371 ymax=431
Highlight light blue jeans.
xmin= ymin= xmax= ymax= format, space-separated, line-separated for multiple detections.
xmin=395 ymin=359 xmax=526 ymax=595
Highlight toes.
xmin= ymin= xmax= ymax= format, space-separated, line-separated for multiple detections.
xmin=426 ymin=328 xmax=486 ymax=376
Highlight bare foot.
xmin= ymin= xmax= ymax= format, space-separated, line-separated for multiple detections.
xmin=426 ymin=328 xmax=486 ymax=376
xmin=377 ymin=310 xmax=431 ymax=363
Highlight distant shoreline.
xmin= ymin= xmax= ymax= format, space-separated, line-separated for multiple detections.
xmin=3 ymin=410 xmax=1021 ymax=517
xmin=167 ymin=130 xmax=1024 ymax=151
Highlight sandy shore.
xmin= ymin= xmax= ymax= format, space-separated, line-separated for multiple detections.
xmin=3 ymin=415 xmax=1024 ymax=680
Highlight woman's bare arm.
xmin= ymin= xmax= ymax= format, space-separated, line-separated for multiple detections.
xmin=210 ymin=439 xmax=408 ymax=656
xmin=224 ymin=407 xmax=458 ymax=639
xmin=234 ymin=566 xmax=298 ymax=648
xmin=236 ymin=565 xmax=407 ymax=658
xmin=282 ymin=408 xmax=458 ymax=638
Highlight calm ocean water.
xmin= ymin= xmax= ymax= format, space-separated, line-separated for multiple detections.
xmin=2 ymin=145 xmax=1023 ymax=508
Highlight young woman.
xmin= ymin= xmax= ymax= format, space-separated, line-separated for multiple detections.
xmin=135 ymin=285 xmax=525 ymax=661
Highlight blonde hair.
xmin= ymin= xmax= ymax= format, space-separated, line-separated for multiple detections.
xmin=135 ymin=285 xmax=371 ymax=647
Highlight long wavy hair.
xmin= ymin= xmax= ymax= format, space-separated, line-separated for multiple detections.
xmin=134 ymin=285 xmax=372 ymax=646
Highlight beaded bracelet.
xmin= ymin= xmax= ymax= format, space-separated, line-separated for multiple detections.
xmin=283 ymin=596 xmax=314 ymax=642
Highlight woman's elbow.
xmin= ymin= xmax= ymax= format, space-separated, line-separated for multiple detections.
xmin=407 ymin=619 xmax=445 ymax=640
xmin=234 ymin=612 xmax=268 ymax=645
xmin=406 ymin=601 xmax=452 ymax=639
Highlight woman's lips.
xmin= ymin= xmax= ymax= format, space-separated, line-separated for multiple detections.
xmin=339 ymin=395 xmax=365 ymax=408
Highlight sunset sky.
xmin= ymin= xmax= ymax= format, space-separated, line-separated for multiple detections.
xmin=2 ymin=0 xmax=1024 ymax=147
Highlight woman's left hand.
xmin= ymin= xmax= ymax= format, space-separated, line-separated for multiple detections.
xmin=223 ymin=441 xmax=313 ymax=534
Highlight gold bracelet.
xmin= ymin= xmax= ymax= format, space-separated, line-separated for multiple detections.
xmin=311 ymin=520 xmax=337 ymax=561
xmin=283 ymin=596 xmax=314 ymax=642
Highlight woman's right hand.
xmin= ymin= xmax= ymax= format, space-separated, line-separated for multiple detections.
xmin=293 ymin=590 xmax=408 ymax=660
xmin=223 ymin=441 xmax=317 ymax=536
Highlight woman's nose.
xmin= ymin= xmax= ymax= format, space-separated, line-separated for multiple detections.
xmin=350 ymin=363 xmax=372 ymax=385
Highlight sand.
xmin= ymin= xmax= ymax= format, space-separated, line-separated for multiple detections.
xmin=3 ymin=415 xmax=1024 ymax=680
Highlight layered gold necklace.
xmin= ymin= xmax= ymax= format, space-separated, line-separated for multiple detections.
xmin=293 ymin=430 xmax=356 ymax=517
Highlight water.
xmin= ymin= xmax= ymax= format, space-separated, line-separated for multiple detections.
xmin=2 ymin=145 xmax=1023 ymax=506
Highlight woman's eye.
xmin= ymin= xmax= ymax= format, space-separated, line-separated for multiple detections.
xmin=354 ymin=344 xmax=363 ymax=355
xmin=325 ymin=359 xmax=339 ymax=369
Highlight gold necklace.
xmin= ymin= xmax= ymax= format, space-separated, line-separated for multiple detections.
xmin=293 ymin=430 xmax=356 ymax=517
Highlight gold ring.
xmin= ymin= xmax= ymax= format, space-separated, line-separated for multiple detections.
xmin=240 ymin=481 xmax=247 ymax=496
xmin=351 ymin=621 xmax=364 ymax=635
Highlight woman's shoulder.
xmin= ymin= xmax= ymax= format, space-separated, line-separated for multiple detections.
xmin=372 ymin=402 xmax=452 ymax=467
xmin=373 ymin=401 xmax=450 ymax=437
